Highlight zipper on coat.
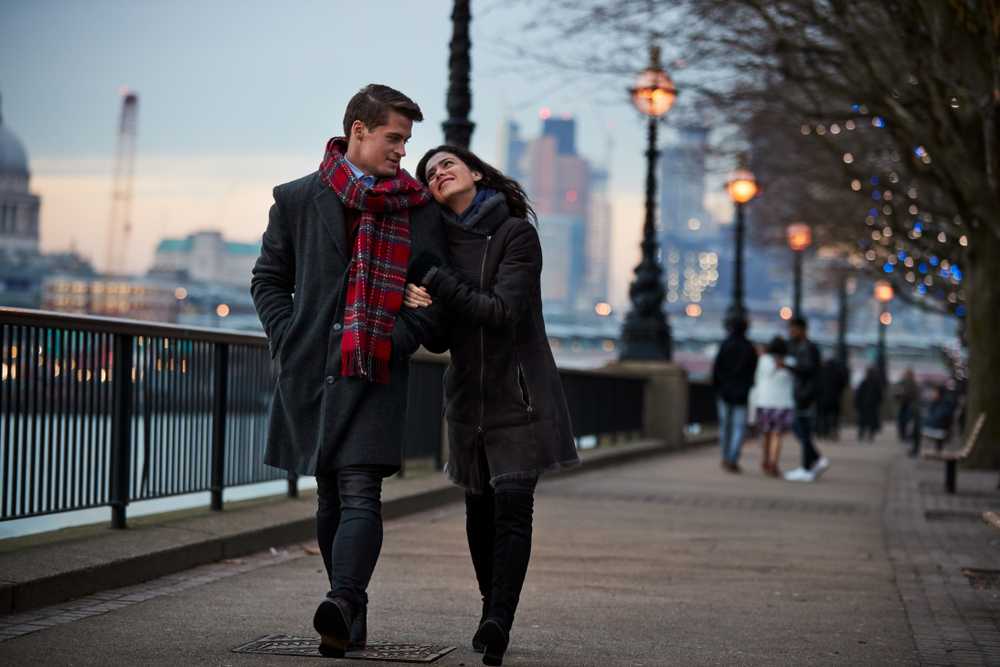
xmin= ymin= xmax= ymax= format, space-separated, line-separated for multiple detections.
xmin=517 ymin=363 xmax=533 ymax=421
xmin=478 ymin=235 xmax=492 ymax=432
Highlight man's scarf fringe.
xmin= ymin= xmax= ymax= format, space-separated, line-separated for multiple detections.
xmin=319 ymin=137 xmax=430 ymax=384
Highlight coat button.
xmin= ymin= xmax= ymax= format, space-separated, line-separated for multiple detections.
xmin=333 ymin=323 xmax=342 ymax=331
xmin=326 ymin=376 xmax=334 ymax=384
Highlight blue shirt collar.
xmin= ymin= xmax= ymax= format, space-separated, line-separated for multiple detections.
xmin=343 ymin=157 xmax=376 ymax=189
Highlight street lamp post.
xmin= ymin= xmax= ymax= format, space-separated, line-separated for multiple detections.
xmin=786 ymin=223 xmax=812 ymax=319
xmin=442 ymin=0 xmax=474 ymax=147
xmin=724 ymin=166 xmax=758 ymax=326
xmin=874 ymin=281 xmax=894 ymax=384
xmin=619 ymin=45 xmax=677 ymax=360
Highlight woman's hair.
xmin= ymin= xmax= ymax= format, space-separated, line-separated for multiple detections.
xmin=415 ymin=145 xmax=537 ymax=224
xmin=766 ymin=336 xmax=788 ymax=356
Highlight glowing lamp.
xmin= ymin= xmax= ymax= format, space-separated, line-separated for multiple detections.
xmin=726 ymin=169 xmax=758 ymax=203
xmin=786 ymin=223 xmax=813 ymax=251
xmin=630 ymin=46 xmax=676 ymax=117
xmin=874 ymin=281 xmax=894 ymax=303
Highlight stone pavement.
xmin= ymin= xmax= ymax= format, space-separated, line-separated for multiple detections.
xmin=1 ymin=431 xmax=999 ymax=666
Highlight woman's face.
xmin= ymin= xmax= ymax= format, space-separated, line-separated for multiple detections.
xmin=424 ymin=152 xmax=482 ymax=213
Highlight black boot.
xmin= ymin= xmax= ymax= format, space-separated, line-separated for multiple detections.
xmin=347 ymin=596 xmax=366 ymax=651
xmin=466 ymin=490 xmax=495 ymax=653
xmin=482 ymin=490 xmax=534 ymax=666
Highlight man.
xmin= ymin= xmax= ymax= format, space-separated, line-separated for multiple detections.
xmin=783 ymin=317 xmax=829 ymax=482
xmin=711 ymin=316 xmax=758 ymax=472
xmin=815 ymin=356 xmax=848 ymax=440
xmin=251 ymin=84 xmax=450 ymax=658
xmin=896 ymin=367 xmax=919 ymax=442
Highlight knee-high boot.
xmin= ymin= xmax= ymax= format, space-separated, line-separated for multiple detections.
xmin=465 ymin=489 xmax=495 ymax=652
xmin=479 ymin=489 xmax=534 ymax=666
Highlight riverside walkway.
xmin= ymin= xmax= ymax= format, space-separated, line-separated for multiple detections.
xmin=2 ymin=432 xmax=1000 ymax=666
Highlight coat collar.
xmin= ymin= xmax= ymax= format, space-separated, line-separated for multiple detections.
xmin=313 ymin=182 xmax=351 ymax=263
xmin=441 ymin=193 xmax=509 ymax=235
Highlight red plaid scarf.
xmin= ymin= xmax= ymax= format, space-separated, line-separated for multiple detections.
xmin=319 ymin=137 xmax=430 ymax=384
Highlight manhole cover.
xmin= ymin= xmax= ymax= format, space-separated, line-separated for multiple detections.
xmin=962 ymin=568 xmax=1000 ymax=590
xmin=233 ymin=635 xmax=456 ymax=662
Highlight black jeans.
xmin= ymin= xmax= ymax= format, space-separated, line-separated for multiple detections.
xmin=316 ymin=465 xmax=385 ymax=613
xmin=792 ymin=411 xmax=820 ymax=470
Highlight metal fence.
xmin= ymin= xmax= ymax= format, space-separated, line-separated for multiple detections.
xmin=687 ymin=381 xmax=718 ymax=426
xmin=1 ymin=308 xmax=649 ymax=528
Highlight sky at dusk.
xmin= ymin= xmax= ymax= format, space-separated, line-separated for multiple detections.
xmin=0 ymin=0 xmax=735 ymax=312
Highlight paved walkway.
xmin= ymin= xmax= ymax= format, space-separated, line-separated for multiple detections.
xmin=1 ymin=432 xmax=999 ymax=666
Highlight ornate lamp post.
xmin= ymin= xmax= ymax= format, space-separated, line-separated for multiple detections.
xmin=785 ymin=222 xmax=812 ymax=318
xmin=724 ymin=166 xmax=758 ymax=326
xmin=619 ymin=46 xmax=677 ymax=360
xmin=874 ymin=280 xmax=894 ymax=384
xmin=442 ymin=0 xmax=474 ymax=147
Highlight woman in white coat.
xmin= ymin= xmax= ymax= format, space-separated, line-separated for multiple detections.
xmin=753 ymin=337 xmax=796 ymax=476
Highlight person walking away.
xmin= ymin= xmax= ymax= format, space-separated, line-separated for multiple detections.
xmin=909 ymin=385 xmax=956 ymax=456
xmin=404 ymin=145 xmax=580 ymax=666
xmin=815 ymin=357 xmax=847 ymax=440
xmin=753 ymin=337 xmax=796 ymax=476
xmin=854 ymin=366 xmax=883 ymax=442
xmin=895 ymin=368 xmax=919 ymax=442
xmin=251 ymin=85 xmax=451 ymax=658
xmin=712 ymin=316 xmax=758 ymax=472
xmin=783 ymin=318 xmax=829 ymax=482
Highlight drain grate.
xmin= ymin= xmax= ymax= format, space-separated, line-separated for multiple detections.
xmin=962 ymin=568 xmax=1000 ymax=590
xmin=233 ymin=635 xmax=456 ymax=662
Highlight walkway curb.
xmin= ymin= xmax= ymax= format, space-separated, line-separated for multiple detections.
xmin=0 ymin=435 xmax=713 ymax=616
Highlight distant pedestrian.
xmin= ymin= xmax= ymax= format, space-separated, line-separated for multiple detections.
xmin=754 ymin=337 xmax=796 ymax=477
xmin=815 ymin=357 xmax=848 ymax=440
xmin=854 ymin=366 xmax=883 ymax=442
xmin=783 ymin=318 xmax=829 ymax=482
xmin=712 ymin=316 xmax=758 ymax=473
xmin=895 ymin=368 xmax=919 ymax=442
xmin=909 ymin=385 xmax=956 ymax=456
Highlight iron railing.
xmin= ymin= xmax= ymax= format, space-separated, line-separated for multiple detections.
xmin=1 ymin=308 xmax=650 ymax=529
xmin=688 ymin=381 xmax=718 ymax=426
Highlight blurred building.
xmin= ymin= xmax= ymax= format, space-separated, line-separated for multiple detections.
xmin=503 ymin=117 xmax=608 ymax=316
xmin=42 ymin=278 xmax=178 ymax=321
xmin=0 ymin=93 xmax=95 ymax=309
xmin=150 ymin=231 xmax=260 ymax=287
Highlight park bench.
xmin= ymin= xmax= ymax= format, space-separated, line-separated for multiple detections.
xmin=921 ymin=412 xmax=987 ymax=494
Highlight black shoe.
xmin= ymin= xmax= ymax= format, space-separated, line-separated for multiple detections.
xmin=347 ymin=599 xmax=366 ymax=651
xmin=472 ymin=597 xmax=489 ymax=653
xmin=313 ymin=597 xmax=353 ymax=658
xmin=479 ymin=618 xmax=509 ymax=666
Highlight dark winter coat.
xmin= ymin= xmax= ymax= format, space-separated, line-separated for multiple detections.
xmin=712 ymin=335 xmax=758 ymax=405
xmin=788 ymin=338 xmax=822 ymax=409
xmin=251 ymin=171 xmax=450 ymax=476
xmin=420 ymin=194 xmax=580 ymax=494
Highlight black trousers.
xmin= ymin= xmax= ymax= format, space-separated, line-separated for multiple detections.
xmin=316 ymin=465 xmax=385 ymax=613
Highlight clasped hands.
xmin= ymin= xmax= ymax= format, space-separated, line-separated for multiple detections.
xmin=403 ymin=283 xmax=432 ymax=309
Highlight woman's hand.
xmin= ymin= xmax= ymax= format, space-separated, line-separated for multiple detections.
xmin=403 ymin=283 xmax=433 ymax=308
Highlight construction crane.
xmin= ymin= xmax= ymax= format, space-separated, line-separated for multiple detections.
xmin=105 ymin=87 xmax=138 ymax=275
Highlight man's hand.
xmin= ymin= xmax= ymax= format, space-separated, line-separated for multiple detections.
xmin=403 ymin=283 xmax=432 ymax=308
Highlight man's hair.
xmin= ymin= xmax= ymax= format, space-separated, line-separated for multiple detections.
xmin=725 ymin=315 xmax=748 ymax=337
xmin=343 ymin=84 xmax=423 ymax=136
xmin=790 ymin=317 xmax=808 ymax=329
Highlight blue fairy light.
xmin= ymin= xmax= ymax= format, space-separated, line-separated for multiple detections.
xmin=869 ymin=208 xmax=879 ymax=217
xmin=853 ymin=105 xmax=860 ymax=112
xmin=952 ymin=268 xmax=962 ymax=281
xmin=957 ymin=306 xmax=964 ymax=316
xmin=898 ymin=251 xmax=907 ymax=260
xmin=870 ymin=176 xmax=879 ymax=185
xmin=860 ymin=238 xmax=869 ymax=247
xmin=941 ymin=268 xmax=950 ymax=278
xmin=873 ymin=191 xmax=882 ymax=200
xmin=914 ymin=222 xmax=923 ymax=232
xmin=918 ymin=263 xmax=928 ymax=273
xmin=873 ymin=117 xmax=885 ymax=127
xmin=918 ymin=284 xmax=927 ymax=294
xmin=883 ymin=263 xmax=893 ymax=273
xmin=935 ymin=289 xmax=945 ymax=299
xmin=930 ymin=256 xmax=939 ymax=266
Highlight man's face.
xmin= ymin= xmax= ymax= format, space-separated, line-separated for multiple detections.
xmin=349 ymin=111 xmax=412 ymax=178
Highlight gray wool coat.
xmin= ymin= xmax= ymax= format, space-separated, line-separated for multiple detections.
xmin=251 ymin=171 xmax=450 ymax=477
xmin=421 ymin=194 xmax=580 ymax=494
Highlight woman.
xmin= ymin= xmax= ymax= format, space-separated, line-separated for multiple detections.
xmin=404 ymin=145 xmax=580 ymax=666
xmin=753 ymin=337 xmax=796 ymax=476
xmin=855 ymin=366 xmax=884 ymax=442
